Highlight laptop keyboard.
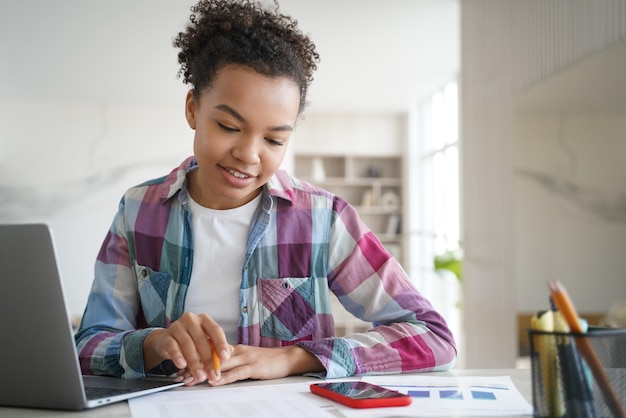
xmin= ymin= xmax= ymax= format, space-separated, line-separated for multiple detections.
xmin=85 ymin=386 xmax=138 ymax=400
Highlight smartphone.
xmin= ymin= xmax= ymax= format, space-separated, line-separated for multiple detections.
xmin=309 ymin=381 xmax=412 ymax=409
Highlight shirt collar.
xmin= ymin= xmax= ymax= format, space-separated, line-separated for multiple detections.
xmin=159 ymin=157 xmax=295 ymax=206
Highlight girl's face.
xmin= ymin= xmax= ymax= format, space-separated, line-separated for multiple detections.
xmin=185 ymin=65 xmax=301 ymax=210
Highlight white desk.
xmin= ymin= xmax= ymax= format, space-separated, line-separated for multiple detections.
xmin=0 ymin=369 xmax=532 ymax=418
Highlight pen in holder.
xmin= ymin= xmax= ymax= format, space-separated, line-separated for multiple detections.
xmin=528 ymin=327 xmax=626 ymax=418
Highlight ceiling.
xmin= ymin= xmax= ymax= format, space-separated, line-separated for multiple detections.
xmin=515 ymin=39 xmax=626 ymax=114
xmin=0 ymin=0 xmax=459 ymax=114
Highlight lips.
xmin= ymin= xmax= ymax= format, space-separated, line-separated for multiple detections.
xmin=219 ymin=165 xmax=257 ymax=187
xmin=227 ymin=168 xmax=249 ymax=179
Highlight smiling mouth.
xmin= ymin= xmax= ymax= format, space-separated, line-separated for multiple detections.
xmin=227 ymin=168 xmax=250 ymax=179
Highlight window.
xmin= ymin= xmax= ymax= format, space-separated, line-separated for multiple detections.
xmin=407 ymin=81 xmax=461 ymax=336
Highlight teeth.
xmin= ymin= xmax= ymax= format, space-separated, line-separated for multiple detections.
xmin=228 ymin=169 xmax=248 ymax=179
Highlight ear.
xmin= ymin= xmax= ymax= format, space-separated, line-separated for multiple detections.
xmin=185 ymin=90 xmax=197 ymax=130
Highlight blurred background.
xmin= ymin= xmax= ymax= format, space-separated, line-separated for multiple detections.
xmin=1 ymin=0 xmax=624 ymax=369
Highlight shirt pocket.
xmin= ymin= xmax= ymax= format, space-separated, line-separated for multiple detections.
xmin=134 ymin=262 xmax=171 ymax=326
xmin=257 ymin=277 xmax=316 ymax=342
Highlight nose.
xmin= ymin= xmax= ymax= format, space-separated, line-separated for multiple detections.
xmin=232 ymin=135 xmax=261 ymax=165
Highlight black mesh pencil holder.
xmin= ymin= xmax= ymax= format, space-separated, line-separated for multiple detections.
xmin=528 ymin=327 xmax=626 ymax=418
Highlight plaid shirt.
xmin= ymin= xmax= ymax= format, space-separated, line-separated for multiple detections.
xmin=75 ymin=157 xmax=456 ymax=379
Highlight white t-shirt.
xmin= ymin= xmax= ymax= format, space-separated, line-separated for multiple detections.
xmin=184 ymin=193 xmax=261 ymax=344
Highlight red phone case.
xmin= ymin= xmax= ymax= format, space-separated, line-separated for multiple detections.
xmin=309 ymin=382 xmax=412 ymax=409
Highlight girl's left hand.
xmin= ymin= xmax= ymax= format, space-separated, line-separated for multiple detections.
xmin=179 ymin=344 xmax=324 ymax=386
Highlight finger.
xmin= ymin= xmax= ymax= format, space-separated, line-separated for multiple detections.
xmin=151 ymin=330 xmax=187 ymax=370
xmin=208 ymin=364 xmax=250 ymax=387
xmin=185 ymin=325 xmax=214 ymax=367
xmin=174 ymin=370 xmax=195 ymax=386
xmin=198 ymin=315 xmax=231 ymax=361
xmin=194 ymin=314 xmax=231 ymax=377
xmin=144 ymin=328 xmax=187 ymax=371
xmin=169 ymin=345 xmax=189 ymax=371
xmin=168 ymin=323 xmax=208 ymax=383
xmin=202 ymin=347 xmax=222 ymax=383
xmin=178 ymin=347 xmax=207 ymax=383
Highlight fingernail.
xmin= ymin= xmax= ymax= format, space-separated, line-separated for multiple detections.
xmin=183 ymin=376 xmax=194 ymax=385
xmin=221 ymin=349 xmax=230 ymax=359
xmin=174 ymin=375 xmax=184 ymax=382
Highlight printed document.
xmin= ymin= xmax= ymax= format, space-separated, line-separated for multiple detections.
xmin=129 ymin=375 xmax=533 ymax=418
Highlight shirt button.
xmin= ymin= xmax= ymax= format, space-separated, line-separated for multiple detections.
xmin=141 ymin=269 xmax=148 ymax=277
xmin=241 ymin=306 xmax=248 ymax=313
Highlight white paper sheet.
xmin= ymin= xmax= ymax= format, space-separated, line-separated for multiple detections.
xmin=128 ymin=382 xmax=338 ymax=418
xmin=129 ymin=375 xmax=532 ymax=418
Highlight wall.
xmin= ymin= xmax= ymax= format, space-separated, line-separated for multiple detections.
xmin=292 ymin=113 xmax=405 ymax=156
xmin=515 ymin=112 xmax=626 ymax=312
xmin=0 ymin=101 xmax=191 ymax=317
xmin=461 ymin=0 xmax=626 ymax=368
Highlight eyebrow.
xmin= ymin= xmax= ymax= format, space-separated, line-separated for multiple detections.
xmin=214 ymin=104 xmax=294 ymax=132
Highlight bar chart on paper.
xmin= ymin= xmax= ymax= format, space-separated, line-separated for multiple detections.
xmin=393 ymin=382 xmax=507 ymax=401
xmin=345 ymin=375 xmax=533 ymax=417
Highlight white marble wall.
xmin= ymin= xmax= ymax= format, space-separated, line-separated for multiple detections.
xmin=515 ymin=112 xmax=626 ymax=312
xmin=0 ymin=101 xmax=191 ymax=316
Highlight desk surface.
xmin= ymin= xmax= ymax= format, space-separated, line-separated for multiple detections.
xmin=0 ymin=368 xmax=532 ymax=418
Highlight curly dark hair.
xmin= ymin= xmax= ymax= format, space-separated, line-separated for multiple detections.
xmin=173 ymin=0 xmax=320 ymax=113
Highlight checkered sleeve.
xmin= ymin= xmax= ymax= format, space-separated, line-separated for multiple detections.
xmin=74 ymin=198 xmax=156 ymax=379
xmin=298 ymin=198 xmax=457 ymax=378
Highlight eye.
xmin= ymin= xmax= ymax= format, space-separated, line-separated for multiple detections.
xmin=217 ymin=122 xmax=239 ymax=133
xmin=265 ymin=138 xmax=285 ymax=146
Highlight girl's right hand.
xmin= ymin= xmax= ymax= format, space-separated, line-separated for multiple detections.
xmin=143 ymin=312 xmax=233 ymax=386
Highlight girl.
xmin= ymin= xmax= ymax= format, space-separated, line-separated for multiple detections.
xmin=75 ymin=0 xmax=456 ymax=387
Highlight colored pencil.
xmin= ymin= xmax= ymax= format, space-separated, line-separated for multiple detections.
xmin=548 ymin=281 xmax=624 ymax=418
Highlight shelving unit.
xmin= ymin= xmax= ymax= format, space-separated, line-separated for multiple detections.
xmin=294 ymin=154 xmax=404 ymax=262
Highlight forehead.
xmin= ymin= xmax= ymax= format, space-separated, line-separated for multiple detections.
xmin=199 ymin=65 xmax=301 ymax=114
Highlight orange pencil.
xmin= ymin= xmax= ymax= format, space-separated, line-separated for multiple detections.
xmin=548 ymin=281 xmax=625 ymax=418
xmin=210 ymin=341 xmax=221 ymax=373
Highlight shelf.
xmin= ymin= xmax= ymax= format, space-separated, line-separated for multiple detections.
xmin=294 ymin=153 xmax=404 ymax=265
xmin=298 ymin=177 xmax=402 ymax=187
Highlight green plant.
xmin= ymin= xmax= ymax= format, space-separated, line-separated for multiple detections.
xmin=434 ymin=249 xmax=463 ymax=282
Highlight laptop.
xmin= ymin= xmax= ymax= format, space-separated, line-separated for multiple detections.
xmin=0 ymin=223 xmax=183 ymax=410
